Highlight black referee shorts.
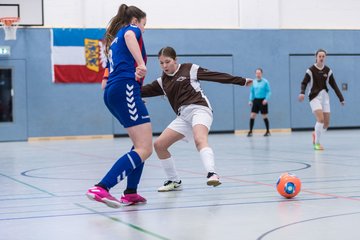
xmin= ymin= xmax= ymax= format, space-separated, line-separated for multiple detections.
xmin=251 ymin=98 xmax=268 ymax=114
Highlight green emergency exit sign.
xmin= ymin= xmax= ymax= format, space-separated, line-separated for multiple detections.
xmin=0 ymin=46 xmax=11 ymax=56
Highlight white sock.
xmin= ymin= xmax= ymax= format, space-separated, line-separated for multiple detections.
xmin=314 ymin=122 xmax=324 ymax=144
xmin=199 ymin=147 xmax=215 ymax=173
xmin=322 ymin=127 xmax=327 ymax=133
xmin=160 ymin=157 xmax=180 ymax=181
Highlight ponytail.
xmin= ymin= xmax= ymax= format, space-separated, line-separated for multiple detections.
xmin=104 ymin=4 xmax=146 ymax=55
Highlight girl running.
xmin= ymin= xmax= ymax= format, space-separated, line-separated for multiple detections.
xmin=86 ymin=4 xmax=152 ymax=207
xmin=141 ymin=47 xmax=253 ymax=191
xmin=298 ymin=49 xmax=345 ymax=150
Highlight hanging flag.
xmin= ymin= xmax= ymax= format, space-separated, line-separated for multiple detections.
xmin=51 ymin=28 xmax=107 ymax=83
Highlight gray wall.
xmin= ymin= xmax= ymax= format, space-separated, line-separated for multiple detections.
xmin=0 ymin=28 xmax=359 ymax=140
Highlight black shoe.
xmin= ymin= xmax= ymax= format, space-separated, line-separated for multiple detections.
xmin=264 ymin=132 xmax=271 ymax=137
xmin=247 ymin=132 xmax=253 ymax=137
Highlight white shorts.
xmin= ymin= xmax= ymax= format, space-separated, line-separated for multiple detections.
xmin=310 ymin=90 xmax=330 ymax=113
xmin=167 ymin=104 xmax=213 ymax=142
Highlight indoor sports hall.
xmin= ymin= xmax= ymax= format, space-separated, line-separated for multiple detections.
xmin=1 ymin=1 xmax=359 ymax=240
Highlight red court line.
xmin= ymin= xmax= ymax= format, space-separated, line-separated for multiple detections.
xmin=31 ymin=146 xmax=360 ymax=203
xmin=145 ymin=163 xmax=360 ymax=202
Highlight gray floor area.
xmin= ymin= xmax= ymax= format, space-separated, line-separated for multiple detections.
xmin=1 ymin=130 xmax=360 ymax=240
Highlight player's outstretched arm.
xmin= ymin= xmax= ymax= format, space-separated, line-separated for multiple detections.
xmin=195 ymin=65 xmax=250 ymax=86
xmin=141 ymin=79 xmax=165 ymax=98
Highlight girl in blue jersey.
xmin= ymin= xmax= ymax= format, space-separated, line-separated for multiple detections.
xmin=86 ymin=4 xmax=152 ymax=207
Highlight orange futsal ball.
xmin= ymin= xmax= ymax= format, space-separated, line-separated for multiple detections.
xmin=276 ymin=173 xmax=301 ymax=198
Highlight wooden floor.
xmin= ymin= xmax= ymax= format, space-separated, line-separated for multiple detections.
xmin=1 ymin=130 xmax=360 ymax=240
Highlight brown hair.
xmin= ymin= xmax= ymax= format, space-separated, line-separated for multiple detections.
xmin=255 ymin=68 xmax=263 ymax=73
xmin=158 ymin=46 xmax=177 ymax=59
xmin=104 ymin=4 xmax=146 ymax=55
xmin=315 ymin=49 xmax=327 ymax=57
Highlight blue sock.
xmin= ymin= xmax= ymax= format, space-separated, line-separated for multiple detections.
xmin=125 ymin=161 xmax=144 ymax=193
xmin=99 ymin=150 xmax=142 ymax=190
xmin=125 ymin=146 xmax=144 ymax=194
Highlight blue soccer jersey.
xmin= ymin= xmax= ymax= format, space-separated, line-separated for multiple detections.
xmin=249 ymin=78 xmax=271 ymax=101
xmin=107 ymin=25 xmax=147 ymax=85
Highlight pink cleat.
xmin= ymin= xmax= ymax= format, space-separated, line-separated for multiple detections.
xmin=120 ymin=193 xmax=147 ymax=206
xmin=86 ymin=186 xmax=122 ymax=208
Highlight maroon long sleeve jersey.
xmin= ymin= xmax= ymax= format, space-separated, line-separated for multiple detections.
xmin=141 ymin=63 xmax=247 ymax=114
xmin=300 ymin=64 xmax=344 ymax=102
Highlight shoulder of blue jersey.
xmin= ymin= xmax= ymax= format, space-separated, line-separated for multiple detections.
xmin=126 ymin=25 xmax=141 ymax=37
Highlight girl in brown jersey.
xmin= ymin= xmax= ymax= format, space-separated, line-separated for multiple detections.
xmin=142 ymin=47 xmax=252 ymax=191
xmin=298 ymin=49 xmax=345 ymax=150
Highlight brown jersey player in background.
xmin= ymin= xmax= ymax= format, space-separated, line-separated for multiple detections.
xmin=298 ymin=49 xmax=345 ymax=150
xmin=141 ymin=46 xmax=253 ymax=191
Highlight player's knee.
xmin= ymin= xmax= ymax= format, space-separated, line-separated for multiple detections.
xmin=138 ymin=146 xmax=153 ymax=161
xmin=194 ymin=136 xmax=207 ymax=150
xmin=154 ymin=139 xmax=166 ymax=153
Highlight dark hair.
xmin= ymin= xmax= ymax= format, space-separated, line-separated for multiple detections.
xmin=104 ymin=4 xmax=146 ymax=55
xmin=315 ymin=49 xmax=327 ymax=57
xmin=158 ymin=46 xmax=177 ymax=59
xmin=255 ymin=68 xmax=263 ymax=73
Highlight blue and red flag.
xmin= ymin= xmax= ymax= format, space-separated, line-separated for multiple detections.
xmin=51 ymin=28 xmax=107 ymax=83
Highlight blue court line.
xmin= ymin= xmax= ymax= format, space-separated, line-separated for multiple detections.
xmin=0 ymin=172 xmax=56 ymax=197
xmin=75 ymin=203 xmax=170 ymax=240
xmin=268 ymin=148 xmax=360 ymax=161
xmin=1 ymin=207 xmax=82 ymax=215
xmin=257 ymin=211 xmax=360 ymax=240
xmin=0 ymin=196 xmax=55 ymax=202
xmin=19 ymin=158 xmax=311 ymax=180
xmin=0 ymin=196 xmax=337 ymax=222
xmin=1 ymin=161 xmax=168 ymax=239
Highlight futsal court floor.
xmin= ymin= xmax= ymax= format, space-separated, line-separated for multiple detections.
xmin=1 ymin=130 xmax=360 ymax=240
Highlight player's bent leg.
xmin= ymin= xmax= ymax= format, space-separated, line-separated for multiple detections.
xmin=323 ymin=112 xmax=330 ymax=129
xmin=313 ymin=112 xmax=330 ymax=151
xmin=314 ymin=110 xmax=325 ymax=123
xmin=193 ymin=124 xmax=210 ymax=151
xmin=124 ymin=123 xmax=153 ymax=202
xmin=154 ymin=128 xmax=184 ymax=159
xmin=155 ymin=128 xmax=184 ymax=192
xmin=118 ymin=123 xmax=153 ymax=205
xmin=313 ymin=110 xmax=325 ymax=150
xmin=193 ymin=124 xmax=221 ymax=187
xmin=86 ymin=122 xmax=153 ymax=208
xmin=127 ymin=122 xmax=153 ymax=161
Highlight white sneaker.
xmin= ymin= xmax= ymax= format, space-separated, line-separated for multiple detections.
xmin=158 ymin=180 xmax=182 ymax=192
xmin=207 ymin=173 xmax=221 ymax=187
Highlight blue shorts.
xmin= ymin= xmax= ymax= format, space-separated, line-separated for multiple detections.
xmin=104 ymin=79 xmax=151 ymax=128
